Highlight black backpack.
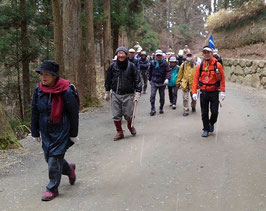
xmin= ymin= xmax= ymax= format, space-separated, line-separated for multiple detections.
xmin=69 ymin=84 xmax=80 ymax=109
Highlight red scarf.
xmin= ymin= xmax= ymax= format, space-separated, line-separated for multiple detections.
xmin=39 ymin=78 xmax=70 ymax=123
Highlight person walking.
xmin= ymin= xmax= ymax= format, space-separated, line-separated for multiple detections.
xmin=177 ymin=50 xmax=185 ymax=66
xmin=128 ymin=48 xmax=138 ymax=67
xmin=192 ymin=45 xmax=226 ymax=137
xmin=31 ymin=60 xmax=79 ymax=201
xmin=176 ymin=50 xmax=197 ymax=116
xmin=168 ymin=57 xmax=179 ymax=109
xmin=148 ymin=49 xmax=171 ymax=116
xmin=104 ymin=46 xmax=142 ymax=141
xmin=138 ymin=51 xmax=150 ymax=94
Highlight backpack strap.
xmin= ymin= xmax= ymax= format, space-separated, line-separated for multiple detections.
xmin=199 ymin=61 xmax=220 ymax=87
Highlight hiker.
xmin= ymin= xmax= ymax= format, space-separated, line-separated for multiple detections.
xmin=183 ymin=44 xmax=190 ymax=56
xmin=168 ymin=57 xmax=179 ymax=109
xmin=104 ymin=46 xmax=142 ymax=141
xmin=192 ymin=45 xmax=226 ymax=137
xmin=148 ymin=49 xmax=171 ymax=116
xmin=176 ymin=50 xmax=197 ymax=116
xmin=138 ymin=50 xmax=150 ymax=94
xmin=31 ymin=60 xmax=79 ymax=201
xmin=128 ymin=48 xmax=138 ymax=67
xmin=213 ymin=49 xmax=223 ymax=66
xmin=177 ymin=50 xmax=185 ymax=66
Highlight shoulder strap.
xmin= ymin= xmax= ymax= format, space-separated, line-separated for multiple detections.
xmin=200 ymin=61 xmax=204 ymax=76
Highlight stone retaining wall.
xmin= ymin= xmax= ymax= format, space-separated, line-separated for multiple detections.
xmin=223 ymin=58 xmax=266 ymax=89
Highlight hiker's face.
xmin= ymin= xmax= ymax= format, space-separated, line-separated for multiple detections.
xmin=156 ymin=55 xmax=162 ymax=60
xmin=203 ymin=50 xmax=213 ymax=61
xmin=128 ymin=52 xmax=135 ymax=59
xmin=117 ymin=51 xmax=127 ymax=62
xmin=40 ymin=72 xmax=57 ymax=87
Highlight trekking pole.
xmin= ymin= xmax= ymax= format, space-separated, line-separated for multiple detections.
xmin=131 ymin=101 xmax=138 ymax=128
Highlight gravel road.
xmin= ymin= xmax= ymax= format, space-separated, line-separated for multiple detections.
xmin=0 ymin=82 xmax=266 ymax=211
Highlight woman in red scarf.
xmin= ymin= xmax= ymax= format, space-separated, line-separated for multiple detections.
xmin=31 ymin=60 xmax=79 ymax=201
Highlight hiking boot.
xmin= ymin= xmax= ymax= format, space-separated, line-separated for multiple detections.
xmin=159 ymin=109 xmax=164 ymax=114
xmin=150 ymin=110 xmax=156 ymax=116
xmin=129 ymin=127 xmax=137 ymax=136
xmin=114 ymin=131 xmax=124 ymax=141
xmin=192 ymin=107 xmax=196 ymax=112
xmin=209 ymin=124 xmax=214 ymax=133
xmin=172 ymin=105 xmax=176 ymax=110
xmin=41 ymin=190 xmax=59 ymax=201
xmin=68 ymin=164 xmax=76 ymax=185
xmin=202 ymin=131 xmax=209 ymax=137
xmin=183 ymin=112 xmax=189 ymax=116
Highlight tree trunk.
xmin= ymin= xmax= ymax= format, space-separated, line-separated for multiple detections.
xmin=0 ymin=104 xmax=20 ymax=150
xmin=112 ymin=25 xmax=119 ymax=55
xmin=63 ymin=0 xmax=87 ymax=106
xmin=103 ymin=0 xmax=112 ymax=79
xmin=52 ymin=0 xmax=64 ymax=75
xmin=85 ymin=0 xmax=98 ymax=102
xmin=20 ymin=0 xmax=30 ymax=120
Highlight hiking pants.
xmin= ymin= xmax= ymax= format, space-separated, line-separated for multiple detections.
xmin=183 ymin=90 xmax=196 ymax=113
xmin=200 ymin=90 xmax=219 ymax=131
xmin=111 ymin=92 xmax=134 ymax=121
xmin=45 ymin=154 xmax=71 ymax=192
xmin=140 ymin=70 xmax=148 ymax=92
xmin=168 ymin=86 xmax=178 ymax=105
xmin=150 ymin=83 xmax=166 ymax=110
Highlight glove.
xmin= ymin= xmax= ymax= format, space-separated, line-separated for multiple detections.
xmin=70 ymin=137 xmax=79 ymax=143
xmin=33 ymin=137 xmax=41 ymax=143
xmin=164 ymin=79 xmax=169 ymax=85
xmin=134 ymin=92 xmax=141 ymax=102
xmin=192 ymin=93 xmax=197 ymax=101
xmin=104 ymin=91 xmax=110 ymax=101
xmin=220 ymin=92 xmax=226 ymax=101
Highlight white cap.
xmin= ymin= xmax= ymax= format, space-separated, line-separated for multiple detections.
xmin=137 ymin=47 xmax=142 ymax=53
xmin=169 ymin=57 xmax=177 ymax=62
xmin=129 ymin=48 xmax=135 ymax=53
xmin=202 ymin=46 xmax=213 ymax=52
xmin=213 ymin=49 xmax=218 ymax=55
xmin=178 ymin=50 xmax=184 ymax=56
xmin=155 ymin=49 xmax=163 ymax=56
xmin=141 ymin=51 xmax=147 ymax=55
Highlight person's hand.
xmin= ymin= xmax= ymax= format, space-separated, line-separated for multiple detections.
xmin=164 ymin=79 xmax=169 ymax=85
xmin=192 ymin=93 xmax=197 ymax=101
xmin=134 ymin=92 xmax=141 ymax=102
xmin=70 ymin=137 xmax=79 ymax=143
xmin=104 ymin=91 xmax=110 ymax=101
xmin=33 ymin=137 xmax=41 ymax=143
xmin=220 ymin=92 xmax=226 ymax=101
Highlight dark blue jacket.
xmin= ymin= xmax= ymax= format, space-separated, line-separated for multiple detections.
xmin=148 ymin=59 xmax=171 ymax=84
xmin=138 ymin=57 xmax=150 ymax=72
xmin=31 ymin=86 xmax=79 ymax=157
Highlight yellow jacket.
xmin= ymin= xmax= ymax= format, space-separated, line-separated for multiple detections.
xmin=176 ymin=61 xmax=196 ymax=91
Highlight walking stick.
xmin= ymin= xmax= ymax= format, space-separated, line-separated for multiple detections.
xmin=131 ymin=101 xmax=138 ymax=128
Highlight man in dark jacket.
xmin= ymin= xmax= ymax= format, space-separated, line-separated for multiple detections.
xmin=31 ymin=60 xmax=79 ymax=201
xmin=104 ymin=46 xmax=142 ymax=141
xmin=128 ymin=48 xmax=138 ymax=67
xmin=148 ymin=49 xmax=171 ymax=116
xmin=138 ymin=50 xmax=150 ymax=94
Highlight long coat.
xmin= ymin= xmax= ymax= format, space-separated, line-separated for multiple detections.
xmin=31 ymin=86 xmax=79 ymax=157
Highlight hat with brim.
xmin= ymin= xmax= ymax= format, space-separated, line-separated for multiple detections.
xmin=155 ymin=49 xmax=163 ymax=56
xmin=202 ymin=46 xmax=213 ymax=52
xmin=36 ymin=60 xmax=59 ymax=77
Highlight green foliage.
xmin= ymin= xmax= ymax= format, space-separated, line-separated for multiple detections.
xmin=84 ymin=95 xmax=102 ymax=108
xmin=9 ymin=119 xmax=31 ymax=139
xmin=0 ymin=135 xmax=21 ymax=150
xmin=178 ymin=24 xmax=193 ymax=43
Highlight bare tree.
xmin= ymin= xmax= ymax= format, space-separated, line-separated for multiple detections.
xmin=52 ymin=0 xmax=64 ymax=75
xmin=63 ymin=0 xmax=88 ymax=105
xmin=103 ymin=0 xmax=112 ymax=79
xmin=85 ymin=0 xmax=98 ymax=101
xmin=20 ymin=0 xmax=30 ymax=119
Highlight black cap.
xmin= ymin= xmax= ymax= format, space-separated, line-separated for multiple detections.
xmin=36 ymin=60 xmax=59 ymax=77
xmin=115 ymin=46 xmax=128 ymax=55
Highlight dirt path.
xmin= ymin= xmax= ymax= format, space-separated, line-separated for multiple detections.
xmin=0 ymin=82 xmax=266 ymax=211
